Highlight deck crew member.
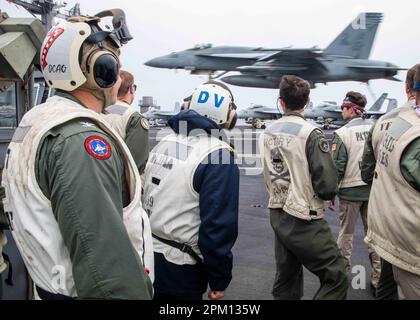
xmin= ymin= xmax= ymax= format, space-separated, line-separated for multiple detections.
xmin=365 ymin=65 xmax=420 ymax=300
xmin=260 ymin=75 xmax=347 ymax=300
xmin=331 ymin=91 xmax=380 ymax=292
xmin=1 ymin=12 xmax=153 ymax=299
xmin=361 ymin=64 xmax=419 ymax=300
xmin=104 ymin=70 xmax=149 ymax=175
xmin=143 ymin=81 xmax=239 ymax=300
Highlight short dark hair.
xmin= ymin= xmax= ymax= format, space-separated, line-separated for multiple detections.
xmin=344 ymin=91 xmax=367 ymax=109
xmin=406 ymin=64 xmax=420 ymax=90
xmin=279 ymin=75 xmax=310 ymax=110
xmin=413 ymin=64 xmax=420 ymax=91
xmin=118 ymin=70 xmax=134 ymax=98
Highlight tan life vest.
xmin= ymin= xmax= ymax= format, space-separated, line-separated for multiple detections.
xmin=372 ymin=100 xmax=414 ymax=159
xmin=260 ymin=115 xmax=324 ymax=221
xmin=1 ymin=96 xmax=154 ymax=297
xmin=335 ymin=118 xmax=373 ymax=188
xmin=366 ymin=108 xmax=420 ymax=275
xmin=143 ymin=132 xmax=231 ymax=265
xmin=103 ymin=100 xmax=139 ymax=139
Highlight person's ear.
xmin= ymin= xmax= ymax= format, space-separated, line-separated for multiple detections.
xmin=280 ymin=99 xmax=286 ymax=111
xmin=405 ymin=83 xmax=411 ymax=97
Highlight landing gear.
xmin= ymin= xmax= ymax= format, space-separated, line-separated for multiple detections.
xmin=323 ymin=119 xmax=333 ymax=130
xmin=252 ymin=119 xmax=266 ymax=129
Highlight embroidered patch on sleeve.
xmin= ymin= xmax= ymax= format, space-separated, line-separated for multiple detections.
xmin=319 ymin=138 xmax=330 ymax=153
xmin=84 ymin=136 xmax=112 ymax=160
xmin=141 ymin=117 xmax=150 ymax=130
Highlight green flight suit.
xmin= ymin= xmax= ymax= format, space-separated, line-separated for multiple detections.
xmin=124 ymin=112 xmax=149 ymax=175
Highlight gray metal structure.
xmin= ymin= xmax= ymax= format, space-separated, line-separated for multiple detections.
xmin=145 ymin=13 xmax=405 ymax=89
xmin=0 ymin=2 xmax=47 ymax=300
xmin=10 ymin=0 xmax=80 ymax=30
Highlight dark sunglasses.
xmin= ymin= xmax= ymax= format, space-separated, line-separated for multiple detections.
xmin=128 ymin=84 xmax=137 ymax=91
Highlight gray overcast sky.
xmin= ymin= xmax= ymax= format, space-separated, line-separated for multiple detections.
xmin=64 ymin=0 xmax=419 ymax=110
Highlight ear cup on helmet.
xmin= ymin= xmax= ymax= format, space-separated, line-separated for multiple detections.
xmin=228 ymin=111 xmax=237 ymax=130
xmin=224 ymin=109 xmax=237 ymax=130
xmin=86 ymin=49 xmax=119 ymax=88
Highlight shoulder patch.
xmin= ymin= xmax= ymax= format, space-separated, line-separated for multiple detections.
xmin=141 ymin=117 xmax=150 ymax=130
xmin=331 ymin=144 xmax=337 ymax=153
xmin=84 ymin=136 xmax=112 ymax=160
xmin=319 ymin=138 xmax=330 ymax=153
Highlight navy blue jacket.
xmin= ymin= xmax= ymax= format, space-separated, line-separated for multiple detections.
xmin=153 ymin=110 xmax=239 ymax=296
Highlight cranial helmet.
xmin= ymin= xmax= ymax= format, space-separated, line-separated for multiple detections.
xmin=188 ymin=81 xmax=237 ymax=129
xmin=40 ymin=9 xmax=132 ymax=105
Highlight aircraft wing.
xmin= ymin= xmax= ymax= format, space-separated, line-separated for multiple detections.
xmin=196 ymin=52 xmax=269 ymax=59
xmin=146 ymin=111 xmax=177 ymax=120
xmin=348 ymin=65 xmax=408 ymax=72
xmin=324 ymin=109 xmax=342 ymax=114
xmin=155 ymin=111 xmax=177 ymax=117
xmin=366 ymin=111 xmax=387 ymax=116
xmin=257 ymin=48 xmax=324 ymax=62
xmin=238 ymin=48 xmax=326 ymax=73
xmin=254 ymin=109 xmax=280 ymax=115
xmin=196 ymin=48 xmax=323 ymax=63
xmin=237 ymin=65 xmax=309 ymax=72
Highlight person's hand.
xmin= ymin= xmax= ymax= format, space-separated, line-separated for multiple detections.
xmin=208 ymin=290 xmax=225 ymax=300
xmin=326 ymin=200 xmax=335 ymax=211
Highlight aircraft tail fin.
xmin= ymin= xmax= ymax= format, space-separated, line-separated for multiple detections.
xmin=368 ymin=93 xmax=388 ymax=112
xmin=324 ymin=13 xmax=383 ymax=59
xmin=386 ymin=98 xmax=398 ymax=112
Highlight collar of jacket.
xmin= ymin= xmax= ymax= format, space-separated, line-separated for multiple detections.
xmin=283 ymin=111 xmax=304 ymax=119
xmin=168 ymin=109 xmax=222 ymax=138
xmin=55 ymin=90 xmax=87 ymax=109
xmin=116 ymin=100 xmax=131 ymax=108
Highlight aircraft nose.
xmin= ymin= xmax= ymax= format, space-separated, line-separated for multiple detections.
xmin=144 ymin=57 xmax=160 ymax=67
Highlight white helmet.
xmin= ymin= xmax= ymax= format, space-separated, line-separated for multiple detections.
xmin=188 ymin=81 xmax=237 ymax=129
xmin=40 ymin=9 xmax=132 ymax=92
xmin=41 ymin=20 xmax=92 ymax=91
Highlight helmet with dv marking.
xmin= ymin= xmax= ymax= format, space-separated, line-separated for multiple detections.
xmin=188 ymin=81 xmax=237 ymax=129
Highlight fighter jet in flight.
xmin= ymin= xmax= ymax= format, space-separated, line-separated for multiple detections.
xmin=145 ymin=13 xmax=405 ymax=89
